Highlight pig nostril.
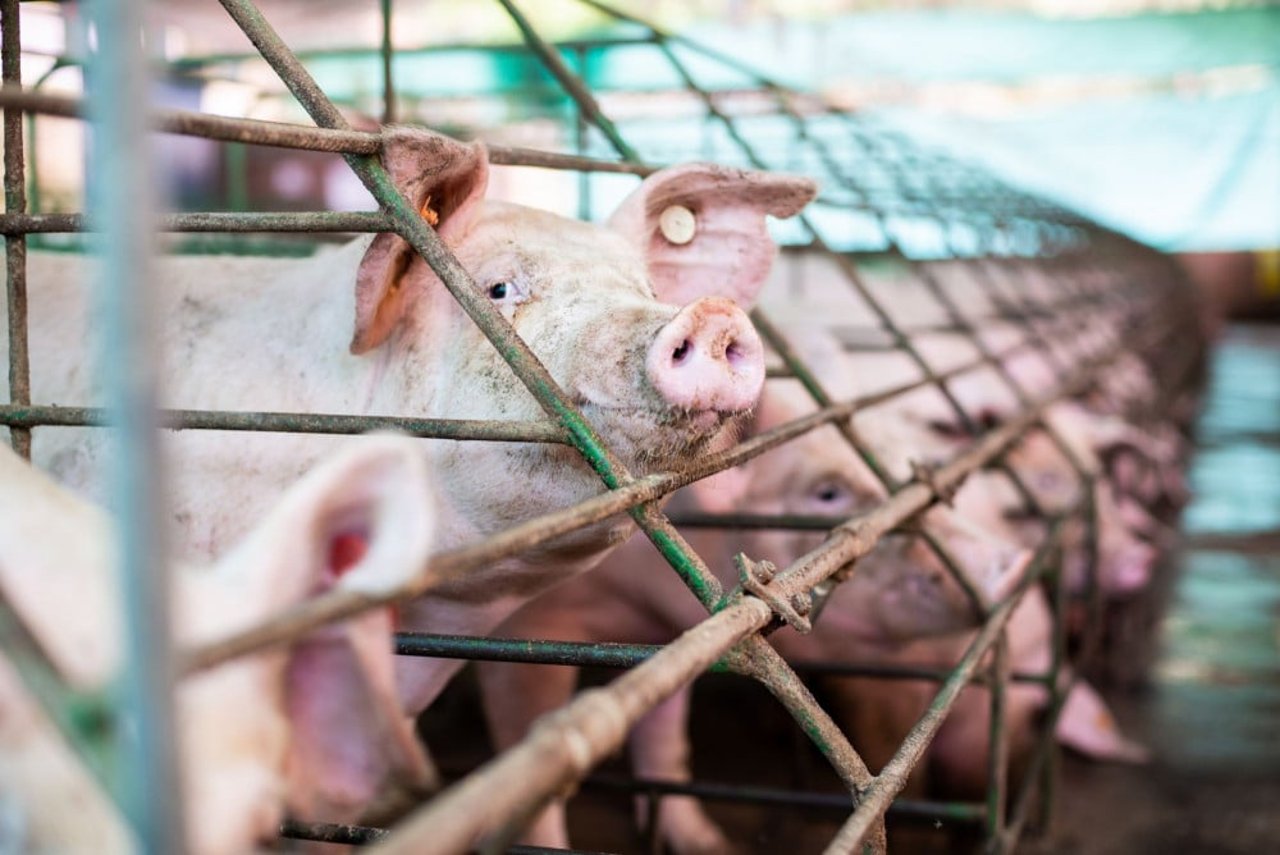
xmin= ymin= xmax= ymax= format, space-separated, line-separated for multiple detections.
xmin=672 ymin=339 xmax=692 ymax=364
xmin=725 ymin=340 xmax=744 ymax=366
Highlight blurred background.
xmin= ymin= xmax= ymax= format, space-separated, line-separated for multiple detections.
xmin=14 ymin=0 xmax=1278 ymax=319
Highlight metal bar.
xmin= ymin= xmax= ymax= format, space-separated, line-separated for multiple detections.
xmin=394 ymin=631 xmax=1053 ymax=688
xmin=494 ymin=0 xmax=641 ymax=163
xmin=0 ymin=211 xmax=395 ymax=234
xmin=0 ymin=590 xmax=117 ymax=793
xmin=722 ymin=635 xmax=886 ymax=851
xmin=373 ymin=601 xmax=776 ymax=855
xmin=182 ymin=302 xmax=1171 ymax=678
xmin=581 ymin=774 xmax=986 ymax=824
xmin=380 ymin=0 xmax=395 ymax=125
xmin=2 ymin=0 xmax=28 ymax=459
xmin=368 ymin=325 xmax=1159 ymax=852
xmin=572 ymin=45 xmax=591 ymax=221
xmin=281 ymin=819 xmax=611 ymax=854
xmin=394 ymin=632 xmax=682 ymax=670
xmin=85 ymin=0 xmax=185 ymax=848
xmin=0 ymin=86 xmax=657 ymax=174
xmin=177 ymin=392 xmax=859 ymax=674
xmin=0 ymin=404 xmax=569 ymax=442
xmin=822 ymin=518 xmax=1067 ymax=855
xmin=983 ymin=633 xmax=1010 ymax=850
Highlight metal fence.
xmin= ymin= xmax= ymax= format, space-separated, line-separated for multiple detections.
xmin=0 ymin=1 xmax=1200 ymax=853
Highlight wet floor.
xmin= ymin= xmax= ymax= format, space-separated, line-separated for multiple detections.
xmin=1030 ymin=322 xmax=1280 ymax=854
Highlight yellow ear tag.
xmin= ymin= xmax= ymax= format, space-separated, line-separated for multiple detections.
xmin=420 ymin=195 xmax=440 ymax=227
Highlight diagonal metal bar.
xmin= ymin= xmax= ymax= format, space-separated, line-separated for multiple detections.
xmin=365 ymin=322 xmax=1171 ymax=852
xmin=823 ymin=517 xmax=1068 ymax=855
xmin=494 ymin=0 xmax=641 ymax=163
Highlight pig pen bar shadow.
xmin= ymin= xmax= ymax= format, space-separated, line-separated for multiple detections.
xmin=0 ymin=0 xmax=1203 ymax=853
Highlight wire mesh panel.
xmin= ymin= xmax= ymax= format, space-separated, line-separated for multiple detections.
xmin=0 ymin=1 xmax=1202 ymax=854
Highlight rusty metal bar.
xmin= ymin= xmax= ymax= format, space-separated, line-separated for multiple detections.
xmin=583 ymin=774 xmax=987 ymax=824
xmin=2 ymin=0 xmax=28 ymax=459
xmin=494 ymin=0 xmax=640 ymax=163
xmin=2 ymin=4 xmax=1192 ymax=849
xmin=380 ymin=0 xmax=395 ymax=125
xmin=176 ymin=391 xmax=858 ymax=674
xmin=0 ymin=85 xmax=656 ymax=174
xmin=0 ymin=211 xmax=394 ymax=234
xmin=984 ymin=632 xmax=1011 ymax=849
xmin=823 ymin=517 xmax=1067 ymax=855
xmin=176 ymin=299 xmax=1134 ymax=677
xmin=372 ymin=508 xmax=1069 ymax=855
xmin=0 ymin=404 xmax=568 ymax=442
xmin=366 ymin=323 xmax=1159 ymax=852
xmin=0 ymin=589 xmax=117 ymax=792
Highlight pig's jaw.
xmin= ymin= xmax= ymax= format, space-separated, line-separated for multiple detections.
xmin=577 ymin=401 xmax=747 ymax=475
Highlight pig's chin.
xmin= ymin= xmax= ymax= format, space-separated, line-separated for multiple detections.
xmin=580 ymin=402 xmax=745 ymax=474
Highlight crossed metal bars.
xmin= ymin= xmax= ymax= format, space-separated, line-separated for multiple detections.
xmin=0 ymin=0 xmax=1198 ymax=853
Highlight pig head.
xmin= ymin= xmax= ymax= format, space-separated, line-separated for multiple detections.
xmin=0 ymin=435 xmax=437 ymax=854
xmin=17 ymin=125 xmax=814 ymax=719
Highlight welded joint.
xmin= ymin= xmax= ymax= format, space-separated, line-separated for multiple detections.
xmin=734 ymin=552 xmax=813 ymax=633
xmin=908 ymin=458 xmax=962 ymax=507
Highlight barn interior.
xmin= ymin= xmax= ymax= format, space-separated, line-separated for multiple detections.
xmin=1 ymin=1 xmax=1277 ymax=853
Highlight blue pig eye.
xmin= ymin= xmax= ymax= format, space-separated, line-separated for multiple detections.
xmin=488 ymin=282 xmax=509 ymax=300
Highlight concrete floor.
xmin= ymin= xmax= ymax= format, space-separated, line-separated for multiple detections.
xmin=423 ymin=323 xmax=1280 ymax=854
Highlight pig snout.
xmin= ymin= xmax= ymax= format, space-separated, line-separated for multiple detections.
xmin=1106 ymin=539 xmax=1156 ymax=594
xmin=646 ymin=297 xmax=764 ymax=415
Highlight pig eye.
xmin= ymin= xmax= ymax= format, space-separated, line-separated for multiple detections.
xmin=926 ymin=419 xmax=967 ymax=439
xmin=976 ymin=408 xmax=1003 ymax=430
xmin=812 ymin=479 xmax=850 ymax=506
xmin=482 ymin=277 xmax=529 ymax=314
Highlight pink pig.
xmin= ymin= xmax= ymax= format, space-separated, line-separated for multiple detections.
xmin=479 ymin=339 xmax=1033 ymax=854
xmin=6 ymin=128 xmax=815 ymax=741
xmin=0 ymin=435 xmax=437 ymax=853
xmin=479 ymin=329 xmax=1146 ymax=853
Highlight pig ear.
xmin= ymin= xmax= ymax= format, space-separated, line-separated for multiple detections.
xmin=0 ymin=445 xmax=121 ymax=690
xmin=207 ymin=433 xmax=436 ymax=626
xmin=352 ymin=127 xmax=489 ymax=354
xmin=1056 ymin=680 xmax=1151 ymax=764
xmin=190 ymin=436 xmax=438 ymax=826
xmin=607 ymin=163 xmax=816 ymax=308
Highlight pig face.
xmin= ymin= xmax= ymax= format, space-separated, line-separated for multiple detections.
xmin=736 ymin=380 xmax=1028 ymax=645
xmin=353 ymin=130 xmax=815 ymax=545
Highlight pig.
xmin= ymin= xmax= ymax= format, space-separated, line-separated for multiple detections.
xmin=0 ymin=434 xmax=438 ymax=853
xmin=4 ymin=127 xmax=816 ymax=745
xmin=479 ymin=333 xmax=1034 ymax=854
xmin=840 ymin=334 xmax=1166 ymax=597
xmin=479 ymin=329 xmax=1145 ymax=853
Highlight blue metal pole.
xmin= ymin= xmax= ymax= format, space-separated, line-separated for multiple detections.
xmin=84 ymin=0 xmax=185 ymax=850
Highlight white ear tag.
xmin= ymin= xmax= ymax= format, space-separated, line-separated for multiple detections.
xmin=658 ymin=204 xmax=696 ymax=245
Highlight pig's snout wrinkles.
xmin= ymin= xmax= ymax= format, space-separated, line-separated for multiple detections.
xmin=645 ymin=297 xmax=764 ymax=414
